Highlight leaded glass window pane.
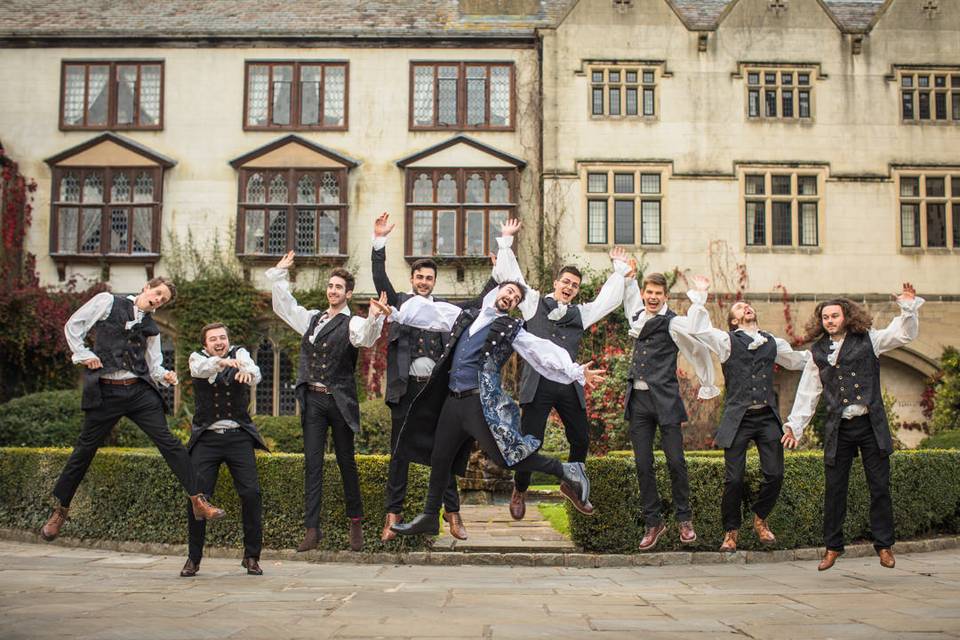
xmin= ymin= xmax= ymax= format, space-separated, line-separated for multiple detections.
xmin=278 ymin=350 xmax=297 ymax=415
xmin=297 ymin=175 xmax=317 ymax=204
xmin=900 ymin=204 xmax=919 ymax=247
xmin=86 ymin=65 xmax=109 ymax=126
xmin=436 ymin=210 xmax=456 ymax=255
xmin=320 ymin=172 xmax=339 ymax=204
xmin=132 ymin=207 xmax=152 ymax=253
xmin=592 ymin=88 xmax=604 ymax=116
xmin=587 ymin=200 xmax=607 ymax=244
xmin=296 ymin=209 xmax=316 ymax=254
xmin=799 ymin=202 xmax=818 ymax=246
xmin=772 ymin=175 xmax=791 ymax=195
xmin=466 ymin=173 xmax=485 ymax=203
xmin=268 ymin=174 xmax=288 ymax=204
xmin=80 ymin=208 xmax=101 ymax=252
xmin=267 ymin=211 xmax=287 ymax=254
xmin=609 ymin=88 xmax=621 ymax=116
xmin=319 ymin=210 xmax=339 ymax=254
xmin=246 ymin=174 xmax=265 ymax=203
xmin=438 ymin=66 xmax=458 ymax=127
xmin=139 ymin=64 xmax=162 ymax=126
xmin=413 ymin=66 xmax=434 ymax=126
xmin=63 ymin=65 xmax=85 ymax=126
xmin=900 ymin=177 xmax=920 ymax=197
xmin=465 ymin=210 xmax=484 ymax=256
xmin=953 ymin=204 xmax=960 ymax=248
xmin=626 ymin=88 xmax=638 ymax=115
xmin=412 ymin=210 xmax=433 ymax=255
xmin=489 ymin=210 xmax=509 ymax=254
xmin=746 ymin=201 xmax=765 ymax=245
xmin=926 ymin=177 xmax=945 ymax=197
xmin=271 ymin=65 xmax=293 ymax=126
xmin=255 ymin=339 xmax=274 ymax=415
xmin=117 ymin=65 xmax=138 ymax=126
xmin=438 ymin=174 xmax=457 ymax=204
xmin=772 ymin=201 xmax=792 ymax=245
xmin=640 ymin=173 xmax=660 ymax=194
xmin=413 ymin=174 xmax=434 ymax=203
xmin=58 ymin=208 xmax=78 ymax=252
xmin=111 ymin=173 xmax=131 ymax=203
xmin=927 ymin=203 xmax=947 ymax=247
xmin=324 ymin=66 xmax=346 ymax=126
xmin=60 ymin=173 xmax=80 ymax=202
xmin=587 ymin=173 xmax=607 ymax=193
xmin=247 ymin=65 xmax=270 ymax=126
xmin=641 ymin=201 xmax=660 ymax=245
xmin=491 ymin=66 xmax=511 ymax=126
xmin=643 ymin=88 xmax=655 ymax=116
xmin=300 ymin=65 xmax=321 ymax=125
xmin=466 ymin=66 xmax=487 ymax=127
xmin=798 ymin=175 xmax=817 ymax=196
xmin=745 ymin=175 xmax=765 ymax=195
xmin=111 ymin=209 xmax=131 ymax=254
xmin=614 ymin=173 xmax=634 ymax=194
xmin=244 ymin=210 xmax=265 ymax=253
xmin=489 ymin=174 xmax=510 ymax=203
xmin=83 ymin=173 xmax=104 ymax=203
xmin=613 ymin=200 xmax=634 ymax=244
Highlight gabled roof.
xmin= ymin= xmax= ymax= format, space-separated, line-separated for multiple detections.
xmin=667 ymin=0 xmax=734 ymax=31
xmin=44 ymin=132 xmax=176 ymax=167
xmin=395 ymin=135 xmax=527 ymax=168
xmin=229 ymin=135 xmax=359 ymax=169
xmin=821 ymin=0 xmax=889 ymax=32
xmin=0 ymin=0 xmax=576 ymax=40
xmin=666 ymin=0 xmax=887 ymax=33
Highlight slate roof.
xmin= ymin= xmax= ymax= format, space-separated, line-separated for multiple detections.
xmin=668 ymin=0 xmax=887 ymax=32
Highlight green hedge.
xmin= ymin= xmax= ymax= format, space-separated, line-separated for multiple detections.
xmin=254 ymin=400 xmax=392 ymax=455
xmin=569 ymin=450 xmax=960 ymax=553
xmin=919 ymin=430 xmax=960 ymax=449
xmin=0 ymin=448 xmax=430 ymax=552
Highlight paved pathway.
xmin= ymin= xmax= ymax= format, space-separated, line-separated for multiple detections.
xmin=432 ymin=499 xmax=576 ymax=553
xmin=2 ymin=540 xmax=959 ymax=639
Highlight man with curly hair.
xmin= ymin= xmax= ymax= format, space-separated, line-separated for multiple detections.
xmin=783 ymin=283 xmax=923 ymax=571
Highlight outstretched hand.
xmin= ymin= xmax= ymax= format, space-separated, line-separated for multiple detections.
xmin=275 ymin=250 xmax=295 ymax=270
xmin=374 ymin=211 xmax=395 ymax=238
xmin=691 ymin=274 xmax=710 ymax=293
xmin=625 ymin=258 xmax=639 ymax=280
xmin=368 ymin=291 xmax=392 ymax=318
xmin=500 ymin=218 xmax=522 ymax=237
xmin=582 ymin=361 xmax=607 ymax=388
xmin=609 ymin=246 xmax=628 ymax=263
xmin=897 ymin=282 xmax=916 ymax=302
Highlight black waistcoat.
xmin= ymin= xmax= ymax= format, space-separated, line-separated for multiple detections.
xmin=188 ymin=346 xmax=268 ymax=452
xmin=811 ymin=332 xmax=891 ymax=466
xmin=716 ymin=331 xmax=780 ymax=448
xmin=296 ymin=312 xmax=361 ymax=432
xmin=81 ymin=295 xmax=162 ymax=410
xmin=518 ymin=297 xmax=586 ymax=406
xmin=385 ymin=292 xmax=448 ymax=405
xmin=624 ymin=309 xmax=688 ymax=425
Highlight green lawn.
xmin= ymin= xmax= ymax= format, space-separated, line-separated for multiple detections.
xmin=537 ymin=502 xmax=570 ymax=536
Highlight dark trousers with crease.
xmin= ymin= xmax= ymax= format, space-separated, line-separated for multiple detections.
xmin=53 ymin=381 xmax=196 ymax=506
xmin=514 ymin=378 xmax=590 ymax=493
xmin=823 ymin=414 xmax=894 ymax=552
xmin=720 ymin=407 xmax=785 ymax=531
xmin=424 ymin=393 xmax=564 ymax=515
xmin=301 ymin=390 xmax=363 ymax=528
xmin=385 ymin=378 xmax=459 ymax=515
xmin=186 ymin=429 xmax=262 ymax=563
xmin=627 ymin=389 xmax=692 ymax=527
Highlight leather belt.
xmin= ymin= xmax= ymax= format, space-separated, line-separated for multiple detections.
xmin=308 ymin=383 xmax=331 ymax=394
xmin=745 ymin=405 xmax=769 ymax=415
xmin=410 ymin=375 xmax=431 ymax=383
xmin=209 ymin=426 xmax=240 ymax=434
xmin=100 ymin=378 xmax=139 ymax=386
xmin=448 ymin=388 xmax=480 ymax=399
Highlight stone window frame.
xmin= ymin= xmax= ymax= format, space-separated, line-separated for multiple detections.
xmin=408 ymin=61 xmax=516 ymax=131
xmin=895 ymin=66 xmax=960 ymax=125
xmin=895 ymin=170 xmax=960 ymax=253
xmin=581 ymin=163 xmax=669 ymax=250
xmin=741 ymin=64 xmax=817 ymax=122
xmin=739 ymin=167 xmax=825 ymax=253
xmin=59 ymin=60 xmax=164 ymax=131
xmin=587 ymin=63 xmax=662 ymax=120
xmin=243 ymin=60 xmax=349 ymax=131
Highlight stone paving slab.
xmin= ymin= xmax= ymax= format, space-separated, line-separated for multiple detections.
xmin=2 ymin=540 xmax=960 ymax=639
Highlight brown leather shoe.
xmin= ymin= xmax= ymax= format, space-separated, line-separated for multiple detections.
xmin=296 ymin=527 xmax=320 ymax=552
xmin=719 ymin=530 xmax=738 ymax=552
xmin=179 ymin=558 xmax=199 ymax=577
xmin=638 ymin=523 xmax=666 ymax=551
xmin=509 ymin=488 xmax=527 ymax=521
xmin=818 ymin=549 xmax=843 ymax=571
xmin=40 ymin=505 xmax=69 ymax=542
xmin=349 ymin=518 xmax=363 ymax=552
xmin=241 ymin=557 xmax=263 ymax=575
xmin=381 ymin=513 xmax=401 ymax=542
xmin=877 ymin=547 xmax=895 ymax=569
xmin=190 ymin=494 xmax=226 ymax=521
xmin=753 ymin=514 xmax=776 ymax=545
xmin=679 ymin=520 xmax=697 ymax=545
xmin=443 ymin=511 xmax=469 ymax=540
xmin=559 ymin=481 xmax=594 ymax=515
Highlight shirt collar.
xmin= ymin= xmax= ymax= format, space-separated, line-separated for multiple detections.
xmin=323 ymin=306 xmax=352 ymax=318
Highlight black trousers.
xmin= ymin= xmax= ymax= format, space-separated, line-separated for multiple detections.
xmin=423 ymin=393 xmax=564 ymax=515
xmin=301 ymin=390 xmax=363 ymax=527
xmin=720 ymin=408 xmax=785 ymax=531
xmin=385 ymin=378 xmax=459 ymax=514
xmin=53 ymin=381 xmax=196 ymax=506
xmin=186 ymin=429 xmax=262 ymax=563
xmin=824 ymin=414 xmax=894 ymax=552
xmin=627 ymin=390 xmax=692 ymax=527
xmin=514 ymin=378 xmax=590 ymax=492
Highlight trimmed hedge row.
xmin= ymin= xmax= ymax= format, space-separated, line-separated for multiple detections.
xmin=0 ymin=448 xmax=431 ymax=552
xmin=569 ymin=450 xmax=960 ymax=552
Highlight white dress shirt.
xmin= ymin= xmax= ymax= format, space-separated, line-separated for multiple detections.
xmin=265 ymin=267 xmax=385 ymax=347
xmin=621 ymin=280 xmax=720 ymax=399
xmin=785 ymin=296 xmax=925 ymax=439
xmin=491 ymin=235 xmax=627 ymax=327
xmin=189 ymin=347 xmax=262 ymax=430
xmin=64 ymin=291 xmax=170 ymax=385
xmin=389 ymin=293 xmax=588 ymax=387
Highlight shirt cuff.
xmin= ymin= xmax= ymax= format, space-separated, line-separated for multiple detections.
xmin=687 ymin=289 xmax=708 ymax=306
xmin=698 ymin=385 xmax=721 ymax=400
xmin=72 ymin=349 xmax=96 ymax=364
xmin=264 ymin=267 xmax=288 ymax=282
xmin=573 ymin=364 xmax=587 ymax=387
xmin=612 ymin=260 xmax=629 ymax=276
xmin=898 ymin=296 xmax=925 ymax=314
xmin=496 ymin=236 xmax=514 ymax=249
xmin=372 ymin=235 xmax=387 ymax=251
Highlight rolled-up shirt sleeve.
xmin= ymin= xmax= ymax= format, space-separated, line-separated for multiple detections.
xmin=146 ymin=335 xmax=170 ymax=386
xmin=65 ymin=291 xmax=114 ymax=364
xmin=350 ymin=313 xmax=386 ymax=348
xmin=236 ymin=347 xmax=262 ymax=385
xmin=493 ymin=236 xmax=539 ymax=321
xmin=685 ymin=290 xmax=732 ymax=363
xmin=189 ymin=351 xmax=222 ymax=382
xmin=389 ymin=295 xmax=463 ymax=333
xmin=265 ymin=267 xmax=318 ymax=336
xmin=785 ymin=357 xmax=824 ymax=438
xmin=512 ymin=329 xmax=586 ymax=386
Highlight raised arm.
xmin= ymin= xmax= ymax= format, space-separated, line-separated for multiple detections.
xmin=623 ymin=278 xmax=644 ymax=327
xmin=773 ymin=338 xmax=811 ymax=371
xmin=870 ymin=283 xmax=925 ymax=356
xmin=349 ymin=307 xmax=387 ymax=349
xmin=371 ymin=212 xmax=400 ymax=307
xmin=491 ymin=220 xmax=539 ymax=320
xmin=513 ymin=329 xmax=605 ymax=387
xmin=265 ymin=251 xmax=319 ymax=336
xmin=387 ymin=294 xmax=463 ymax=333
xmin=684 ymin=277 xmax=733 ymax=362
xmin=577 ymin=248 xmax=628 ymax=329
xmin=669 ymin=315 xmax=721 ymax=399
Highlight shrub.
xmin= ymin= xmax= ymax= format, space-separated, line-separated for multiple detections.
xmin=919 ymin=430 xmax=960 ymax=449
xmin=568 ymin=450 xmax=960 ymax=553
xmin=0 ymin=447 xmax=431 ymax=552
xmin=930 ymin=347 xmax=960 ymax=435
xmin=252 ymin=399 xmax=392 ymax=454
xmin=0 ymin=389 xmax=181 ymax=448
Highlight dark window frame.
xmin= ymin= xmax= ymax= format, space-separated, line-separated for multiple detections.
xmin=242 ymin=60 xmax=349 ymax=131
xmin=898 ymin=173 xmax=960 ymax=249
xmin=745 ymin=67 xmax=813 ymax=123
xmin=588 ymin=65 xmax=658 ymax=119
xmin=409 ymin=61 xmax=516 ymax=131
xmin=743 ymin=172 xmax=821 ymax=249
xmin=59 ymin=60 xmax=165 ymax=131
xmin=583 ymin=168 xmax=664 ymax=246
xmin=899 ymin=70 xmax=960 ymax=125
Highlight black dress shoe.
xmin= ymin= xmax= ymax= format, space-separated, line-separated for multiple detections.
xmin=180 ymin=558 xmax=199 ymax=577
xmin=390 ymin=513 xmax=439 ymax=536
xmin=241 ymin=557 xmax=263 ymax=575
